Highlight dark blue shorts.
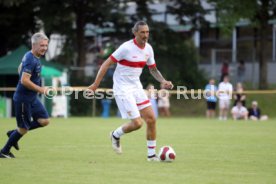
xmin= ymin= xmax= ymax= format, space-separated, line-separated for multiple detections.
xmin=14 ymin=98 xmax=49 ymax=129
xmin=207 ymin=101 xmax=217 ymax=110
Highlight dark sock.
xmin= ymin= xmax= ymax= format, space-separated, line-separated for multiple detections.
xmin=7 ymin=129 xmax=16 ymax=136
xmin=28 ymin=120 xmax=42 ymax=130
xmin=1 ymin=130 xmax=23 ymax=154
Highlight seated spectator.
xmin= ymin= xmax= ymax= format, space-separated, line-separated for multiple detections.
xmin=248 ymin=101 xmax=268 ymax=121
xmin=233 ymin=82 xmax=246 ymax=106
xmin=231 ymin=101 xmax=248 ymax=120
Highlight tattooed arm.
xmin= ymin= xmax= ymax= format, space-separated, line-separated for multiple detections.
xmin=149 ymin=66 xmax=174 ymax=89
xmin=149 ymin=66 xmax=165 ymax=82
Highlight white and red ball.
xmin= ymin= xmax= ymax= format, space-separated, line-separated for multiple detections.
xmin=158 ymin=146 xmax=176 ymax=162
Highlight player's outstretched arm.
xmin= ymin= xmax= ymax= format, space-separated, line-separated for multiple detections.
xmin=21 ymin=72 xmax=48 ymax=94
xmin=88 ymin=57 xmax=115 ymax=91
xmin=149 ymin=66 xmax=174 ymax=89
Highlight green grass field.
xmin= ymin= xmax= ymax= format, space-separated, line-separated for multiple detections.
xmin=0 ymin=117 xmax=276 ymax=184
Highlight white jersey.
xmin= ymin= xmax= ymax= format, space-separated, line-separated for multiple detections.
xmin=218 ymin=82 xmax=233 ymax=100
xmin=110 ymin=39 xmax=156 ymax=95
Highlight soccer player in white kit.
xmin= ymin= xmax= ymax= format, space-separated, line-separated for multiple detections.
xmin=88 ymin=21 xmax=173 ymax=161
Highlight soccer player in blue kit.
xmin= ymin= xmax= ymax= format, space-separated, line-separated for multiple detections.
xmin=0 ymin=33 xmax=51 ymax=158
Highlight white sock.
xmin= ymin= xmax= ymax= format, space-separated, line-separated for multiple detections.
xmin=147 ymin=140 xmax=156 ymax=157
xmin=113 ymin=126 xmax=124 ymax=139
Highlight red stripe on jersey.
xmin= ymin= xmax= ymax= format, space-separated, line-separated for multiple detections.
xmin=133 ymin=38 xmax=145 ymax=49
xmin=147 ymin=64 xmax=156 ymax=69
xmin=148 ymin=146 xmax=156 ymax=149
xmin=137 ymin=100 xmax=150 ymax=106
xmin=110 ymin=55 xmax=118 ymax=62
xmin=119 ymin=60 xmax=146 ymax=68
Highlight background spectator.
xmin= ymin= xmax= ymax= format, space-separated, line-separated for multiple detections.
xmin=231 ymin=101 xmax=248 ymax=120
xmin=237 ymin=60 xmax=246 ymax=83
xmin=248 ymin=101 xmax=269 ymax=121
xmin=205 ymin=79 xmax=217 ymax=118
xmin=233 ymin=82 xmax=246 ymax=106
xmin=218 ymin=75 xmax=233 ymax=120
xmin=220 ymin=61 xmax=229 ymax=82
xmin=158 ymin=87 xmax=171 ymax=117
xmin=146 ymin=84 xmax=158 ymax=118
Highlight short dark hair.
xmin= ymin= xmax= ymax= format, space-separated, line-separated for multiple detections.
xmin=132 ymin=21 xmax=148 ymax=33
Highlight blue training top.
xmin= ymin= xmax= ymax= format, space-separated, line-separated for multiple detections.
xmin=205 ymin=84 xmax=217 ymax=102
xmin=13 ymin=51 xmax=42 ymax=102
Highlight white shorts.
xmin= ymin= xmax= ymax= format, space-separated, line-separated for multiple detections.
xmin=115 ymin=88 xmax=151 ymax=119
xmin=219 ymin=99 xmax=230 ymax=109
xmin=158 ymin=98 xmax=170 ymax=108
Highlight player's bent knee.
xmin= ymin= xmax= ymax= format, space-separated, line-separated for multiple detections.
xmin=132 ymin=119 xmax=143 ymax=129
xmin=38 ymin=119 xmax=50 ymax=127
xmin=42 ymin=119 xmax=50 ymax=126
xmin=17 ymin=128 xmax=28 ymax=135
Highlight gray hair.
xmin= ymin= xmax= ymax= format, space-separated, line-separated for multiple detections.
xmin=132 ymin=21 xmax=148 ymax=34
xmin=31 ymin=32 xmax=49 ymax=44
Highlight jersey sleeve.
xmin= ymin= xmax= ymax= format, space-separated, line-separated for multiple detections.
xmin=109 ymin=43 xmax=127 ymax=62
xmin=147 ymin=45 xmax=156 ymax=68
xmin=21 ymin=54 xmax=35 ymax=75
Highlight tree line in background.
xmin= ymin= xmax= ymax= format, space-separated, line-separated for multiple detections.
xmin=1 ymin=0 xmax=276 ymax=89
xmin=208 ymin=0 xmax=276 ymax=89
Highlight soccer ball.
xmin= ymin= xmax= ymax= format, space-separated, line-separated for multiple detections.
xmin=158 ymin=146 xmax=176 ymax=162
